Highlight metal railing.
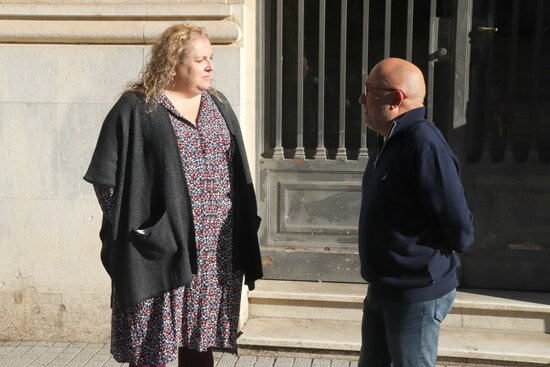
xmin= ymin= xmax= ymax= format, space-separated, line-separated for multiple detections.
xmin=265 ymin=0 xmax=438 ymax=162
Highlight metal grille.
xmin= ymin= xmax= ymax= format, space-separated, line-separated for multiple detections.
xmin=466 ymin=0 xmax=550 ymax=164
xmin=263 ymin=0 xmax=439 ymax=162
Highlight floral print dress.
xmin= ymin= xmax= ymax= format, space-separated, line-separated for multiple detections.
xmin=94 ymin=90 xmax=243 ymax=366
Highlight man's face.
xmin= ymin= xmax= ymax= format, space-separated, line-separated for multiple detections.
xmin=359 ymin=73 xmax=393 ymax=136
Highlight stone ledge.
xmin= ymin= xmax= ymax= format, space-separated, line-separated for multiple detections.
xmin=0 ymin=19 xmax=240 ymax=44
xmin=238 ymin=318 xmax=361 ymax=352
xmin=454 ymin=289 xmax=550 ymax=314
xmin=250 ymin=280 xmax=550 ymax=315
xmin=0 ymin=3 xmax=231 ymax=19
xmin=439 ymin=328 xmax=550 ymax=365
xmin=249 ymin=280 xmax=366 ymax=303
xmin=238 ymin=318 xmax=550 ymax=365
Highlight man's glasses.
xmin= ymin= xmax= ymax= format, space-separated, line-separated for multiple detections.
xmin=364 ymin=85 xmax=408 ymax=99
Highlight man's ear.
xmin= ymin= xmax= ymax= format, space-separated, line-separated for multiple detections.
xmin=389 ymin=90 xmax=406 ymax=109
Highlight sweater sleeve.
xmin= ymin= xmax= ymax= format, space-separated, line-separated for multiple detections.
xmin=415 ymin=143 xmax=474 ymax=254
xmin=83 ymin=94 xmax=130 ymax=187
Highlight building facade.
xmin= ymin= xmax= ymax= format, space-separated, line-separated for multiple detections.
xmin=1 ymin=0 xmax=549 ymax=343
xmin=0 ymin=0 xmax=259 ymax=341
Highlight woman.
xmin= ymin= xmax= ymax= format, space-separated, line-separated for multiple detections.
xmin=84 ymin=23 xmax=263 ymax=367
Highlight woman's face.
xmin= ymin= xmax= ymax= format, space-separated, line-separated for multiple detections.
xmin=172 ymin=37 xmax=214 ymax=95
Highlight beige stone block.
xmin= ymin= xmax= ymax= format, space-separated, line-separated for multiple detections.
xmin=0 ymin=199 xmax=60 ymax=290
xmin=0 ymin=44 xmax=145 ymax=104
xmin=0 ymin=197 xmax=107 ymax=293
xmin=0 ymin=103 xmax=59 ymax=198
xmin=211 ymin=45 xmax=241 ymax=114
xmin=0 ymin=290 xmax=110 ymax=342
xmin=57 ymin=102 xmax=113 ymax=200
xmin=52 ymin=198 xmax=109 ymax=293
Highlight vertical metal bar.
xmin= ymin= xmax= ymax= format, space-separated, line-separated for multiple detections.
xmin=295 ymin=0 xmax=306 ymax=160
xmin=336 ymin=0 xmax=348 ymax=161
xmin=452 ymin=0 xmax=472 ymax=131
xmin=480 ymin=0 xmax=496 ymax=161
xmin=504 ymin=0 xmax=519 ymax=162
xmin=256 ymin=0 xmax=265 ymax=180
xmin=449 ymin=0 xmax=473 ymax=260
xmin=273 ymin=0 xmax=284 ymax=160
xmin=358 ymin=0 xmax=370 ymax=162
xmin=315 ymin=0 xmax=327 ymax=160
xmin=528 ymin=0 xmax=544 ymax=162
xmin=427 ymin=0 xmax=437 ymax=121
xmin=384 ymin=0 xmax=391 ymax=58
xmin=406 ymin=0 xmax=414 ymax=61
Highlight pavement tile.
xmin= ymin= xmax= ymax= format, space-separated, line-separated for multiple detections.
xmin=0 ymin=344 xmax=16 ymax=357
xmin=1 ymin=341 xmax=21 ymax=347
xmin=47 ymin=346 xmax=85 ymax=366
xmin=35 ymin=342 xmax=55 ymax=347
xmin=53 ymin=342 xmax=71 ymax=347
xmin=0 ymin=342 xmax=365 ymax=367
xmin=273 ymin=357 xmax=294 ymax=367
xmin=292 ymin=357 xmax=312 ymax=367
xmin=1 ymin=344 xmax=36 ymax=365
xmin=9 ymin=346 xmax=49 ymax=367
xmin=253 ymin=357 xmax=275 ymax=367
xmin=83 ymin=352 xmax=111 ymax=367
xmin=70 ymin=343 xmax=89 ymax=348
xmin=64 ymin=344 xmax=102 ymax=367
xmin=213 ymin=350 xmax=224 ymax=363
xmin=216 ymin=352 xmax=239 ymax=367
xmin=235 ymin=355 xmax=257 ymax=367
xmin=311 ymin=359 xmax=331 ymax=367
xmin=331 ymin=360 xmax=350 ymax=367
xmin=100 ymin=357 xmax=125 ymax=367
xmin=19 ymin=341 xmax=37 ymax=347
xmin=29 ymin=346 xmax=67 ymax=366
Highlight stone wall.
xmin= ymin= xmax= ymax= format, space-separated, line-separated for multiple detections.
xmin=0 ymin=0 xmax=257 ymax=342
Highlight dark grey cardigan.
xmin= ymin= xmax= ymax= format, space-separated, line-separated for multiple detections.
xmin=84 ymin=91 xmax=263 ymax=310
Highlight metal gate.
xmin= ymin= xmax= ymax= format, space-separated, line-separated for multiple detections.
xmin=256 ymin=0 xmax=550 ymax=290
xmin=461 ymin=0 xmax=550 ymax=291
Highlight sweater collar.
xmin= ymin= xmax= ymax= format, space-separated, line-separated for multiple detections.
xmin=389 ymin=106 xmax=426 ymax=138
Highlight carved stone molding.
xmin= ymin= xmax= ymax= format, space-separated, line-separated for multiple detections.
xmin=0 ymin=4 xmax=240 ymax=44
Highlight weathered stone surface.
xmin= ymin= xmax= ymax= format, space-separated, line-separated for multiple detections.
xmin=0 ymin=1 xmax=257 ymax=343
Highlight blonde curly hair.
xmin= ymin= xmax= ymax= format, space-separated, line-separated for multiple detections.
xmin=125 ymin=23 xmax=209 ymax=103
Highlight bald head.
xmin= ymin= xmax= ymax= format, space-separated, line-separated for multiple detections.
xmin=359 ymin=58 xmax=427 ymax=136
xmin=369 ymin=58 xmax=426 ymax=107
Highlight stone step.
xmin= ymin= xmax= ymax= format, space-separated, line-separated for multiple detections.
xmin=248 ymin=280 xmax=550 ymax=333
xmin=248 ymin=280 xmax=364 ymax=322
xmin=237 ymin=317 xmax=550 ymax=366
xmin=238 ymin=318 xmax=360 ymax=360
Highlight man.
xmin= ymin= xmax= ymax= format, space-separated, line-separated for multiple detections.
xmin=357 ymin=57 xmax=474 ymax=367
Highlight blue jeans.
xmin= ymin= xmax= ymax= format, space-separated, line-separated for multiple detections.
xmin=358 ymin=287 xmax=456 ymax=367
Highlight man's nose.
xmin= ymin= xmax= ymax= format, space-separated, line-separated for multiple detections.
xmin=359 ymin=93 xmax=366 ymax=104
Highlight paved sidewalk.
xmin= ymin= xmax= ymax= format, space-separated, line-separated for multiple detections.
xmin=0 ymin=341 xmax=359 ymax=367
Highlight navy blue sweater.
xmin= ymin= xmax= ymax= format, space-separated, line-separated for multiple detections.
xmin=358 ymin=107 xmax=474 ymax=302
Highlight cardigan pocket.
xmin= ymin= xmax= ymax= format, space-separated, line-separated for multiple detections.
xmin=129 ymin=211 xmax=178 ymax=260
